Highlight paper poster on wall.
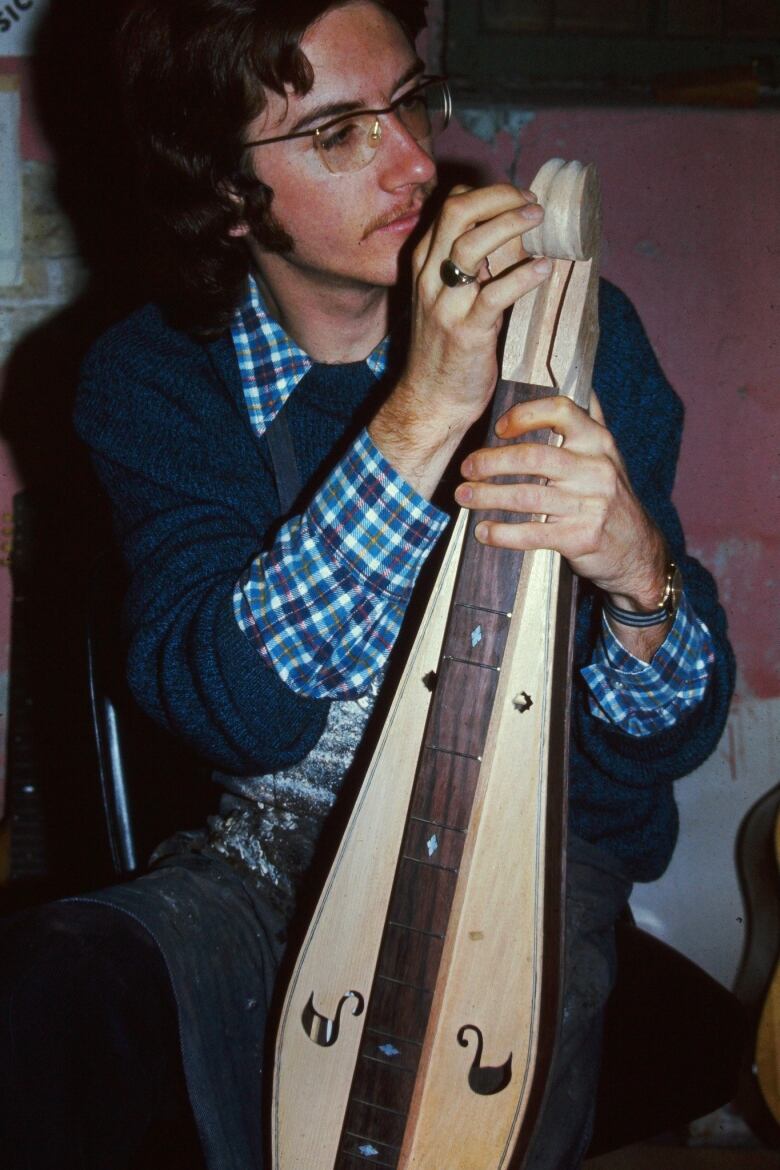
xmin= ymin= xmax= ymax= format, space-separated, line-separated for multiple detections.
xmin=0 ymin=0 xmax=47 ymax=56
xmin=0 ymin=76 xmax=21 ymax=286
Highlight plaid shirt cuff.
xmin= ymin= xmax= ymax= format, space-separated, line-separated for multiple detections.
xmin=234 ymin=429 xmax=448 ymax=698
xmin=581 ymin=591 xmax=715 ymax=736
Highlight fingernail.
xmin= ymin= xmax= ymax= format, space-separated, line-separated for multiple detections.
xmin=455 ymin=484 xmax=472 ymax=503
xmin=521 ymin=203 xmax=543 ymax=220
xmin=520 ymin=189 xmax=537 ymax=201
xmin=461 ymin=457 xmax=473 ymax=477
xmin=474 ymin=522 xmax=488 ymax=543
xmin=495 ymin=416 xmax=508 ymax=436
xmin=534 ymin=258 xmax=552 ymax=274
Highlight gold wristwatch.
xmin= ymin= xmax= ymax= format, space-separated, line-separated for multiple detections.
xmin=657 ymin=560 xmax=683 ymax=619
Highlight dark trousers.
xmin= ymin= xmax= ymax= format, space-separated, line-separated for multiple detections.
xmin=0 ymin=900 xmax=202 ymax=1170
xmin=0 ymin=838 xmax=631 ymax=1170
xmin=526 ymin=838 xmax=633 ymax=1170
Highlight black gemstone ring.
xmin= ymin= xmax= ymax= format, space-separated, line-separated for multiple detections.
xmin=440 ymin=257 xmax=478 ymax=287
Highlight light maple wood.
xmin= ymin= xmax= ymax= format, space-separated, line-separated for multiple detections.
xmin=399 ymin=549 xmax=565 ymax=1168
xmin=272 ymin=159 xmax=602 ymax=1170
xmin=503 ymin=159 xmax=601 ymax=406
xmin=272 ymin=511 xmax=469 ymax=1168
xmin=398 ymin=160 xmax=601 ymax=1170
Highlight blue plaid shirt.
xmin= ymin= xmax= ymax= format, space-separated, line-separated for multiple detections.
xmin=585 ymin=594 xmax=714 ymax=735
xmin=231 ymin=276 xmax=714 ymax=735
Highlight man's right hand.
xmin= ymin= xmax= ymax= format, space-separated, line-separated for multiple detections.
xmin=369 ymin=184 xmax=552 ymax=500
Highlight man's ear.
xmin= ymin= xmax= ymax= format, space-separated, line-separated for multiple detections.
xmin=222 ymin=181 xmax=250 ymax=237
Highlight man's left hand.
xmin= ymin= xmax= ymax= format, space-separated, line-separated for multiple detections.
xmin=454 ymin=392 xmax=671 ymax=660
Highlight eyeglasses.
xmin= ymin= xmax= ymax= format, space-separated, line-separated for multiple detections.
xmin=245 ymin=76 xmax=451 ymax=174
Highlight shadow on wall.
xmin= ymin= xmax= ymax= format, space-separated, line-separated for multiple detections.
xmin=3 ymin=0 xmax=146 ymax=485
xmin=0 ymin=0 xmax=166 ymax=901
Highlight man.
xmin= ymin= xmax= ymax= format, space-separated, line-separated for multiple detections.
xmin=1 ymin=2 xmax=734 ymax=1168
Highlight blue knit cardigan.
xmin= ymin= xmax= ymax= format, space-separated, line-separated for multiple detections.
xmin=75 ymin=281 xmax=735 ymax=881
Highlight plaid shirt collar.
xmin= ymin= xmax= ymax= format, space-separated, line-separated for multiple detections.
xmin=231 ymin=273 xmax=391 ymax=436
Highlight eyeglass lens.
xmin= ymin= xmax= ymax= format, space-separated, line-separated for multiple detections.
xmin=314 ymin=81 xmax=449 ymax=173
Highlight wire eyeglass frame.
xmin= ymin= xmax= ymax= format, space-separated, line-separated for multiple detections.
xmin=244 ymin=76 xmax=451 ymax=174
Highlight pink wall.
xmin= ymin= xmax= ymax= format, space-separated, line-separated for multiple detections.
xmin=436 ymin=107 xmax=779 ymax=702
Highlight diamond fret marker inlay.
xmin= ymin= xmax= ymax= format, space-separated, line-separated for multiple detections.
xmin=470 ymin=624 xmax=483 ymax=647
xmin=358 ymin=1145 xmax=379 ymax=1157
xmin=378 ymin=1043 xmax=400 ymax=1057
xmin=426 ymin=834 xmax=439 ymax=857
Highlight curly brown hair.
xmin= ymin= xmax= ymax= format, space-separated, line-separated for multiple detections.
xmin=118 ymin=0 xmax=428 ymax=334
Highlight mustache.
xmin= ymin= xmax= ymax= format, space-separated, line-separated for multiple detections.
xmin=362 ymin=179 xmax=437 ymax=238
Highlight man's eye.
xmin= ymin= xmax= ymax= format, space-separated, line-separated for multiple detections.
xmin=318 ymin=121 xmax=360 ymax=152
xmin=398 ymin=92 xmax=424 ymax=113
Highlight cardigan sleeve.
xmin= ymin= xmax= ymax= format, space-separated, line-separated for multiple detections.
xmin=75 ymin=306 xmax=330 ymax=775
xmin=570 ymin=281 xmax=735 ymax=790
xmin=235 ymin=428 xmax=448 ymax=698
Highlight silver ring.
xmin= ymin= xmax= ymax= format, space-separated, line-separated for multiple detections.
xmin=440 ymin=257 xmax=478 ymax=287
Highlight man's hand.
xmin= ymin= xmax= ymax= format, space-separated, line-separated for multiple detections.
xmin=454 ymin=392 xmax=672 ymax=661
xmin=369 ymin=184 xmax=552 ymax=499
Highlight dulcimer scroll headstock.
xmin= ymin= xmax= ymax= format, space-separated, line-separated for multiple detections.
xmin=497 ymin=158 xmax=602 ymax=411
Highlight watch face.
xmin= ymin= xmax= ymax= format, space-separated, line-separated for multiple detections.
xmin=666 ymin=564 xmax=683 ymax=617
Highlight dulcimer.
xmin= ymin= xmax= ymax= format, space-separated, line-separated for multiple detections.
xmin=272 ymin=158 xmax=602 ymax=1169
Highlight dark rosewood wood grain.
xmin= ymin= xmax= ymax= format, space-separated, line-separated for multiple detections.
xmin=334 ymin=379 xmax=573 ymax=1170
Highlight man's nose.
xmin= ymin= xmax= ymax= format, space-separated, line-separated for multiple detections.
xmin=378 ymin=115 xmax=437 ymax=189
